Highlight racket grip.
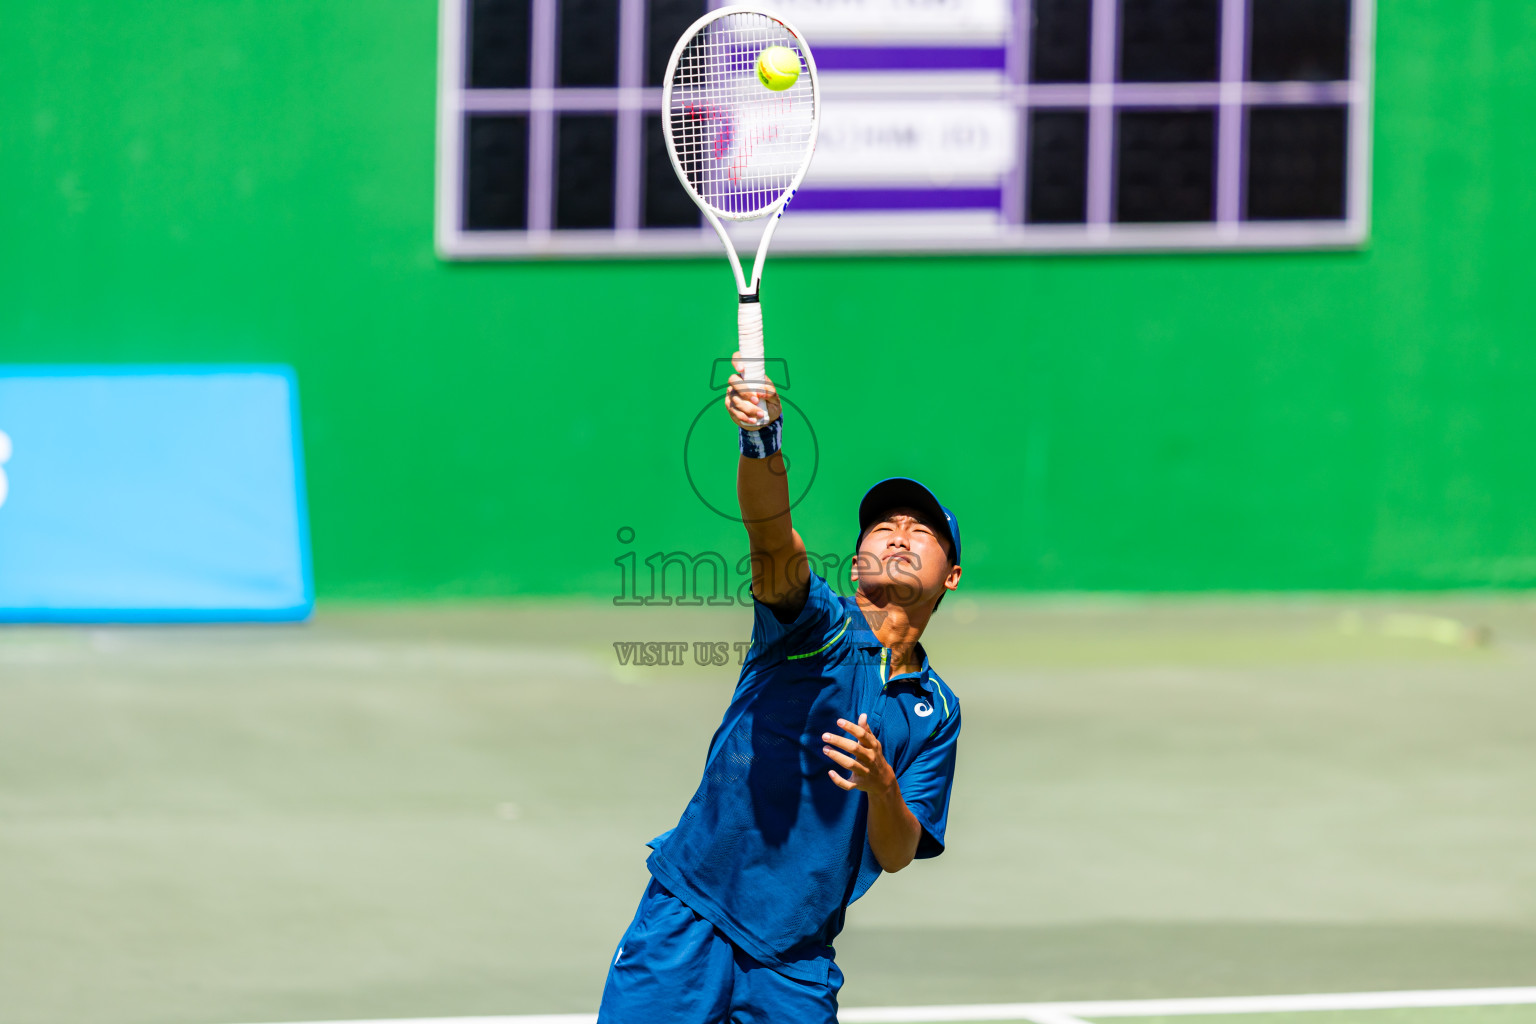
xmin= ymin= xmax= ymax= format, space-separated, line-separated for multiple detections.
xmin=736 ymin=298 xmax=770 ymax=427
xmin=737 ymin=298 xmax=765 ymax=384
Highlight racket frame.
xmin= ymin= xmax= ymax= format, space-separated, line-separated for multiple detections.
xmin=660 ymin=5 xmax=821 ymax=301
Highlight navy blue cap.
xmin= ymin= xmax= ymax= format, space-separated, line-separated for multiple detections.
xmin=857 ymin=477 xmax=961 ymax=565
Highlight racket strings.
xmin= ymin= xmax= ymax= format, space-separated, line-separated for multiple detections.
xmin=668 ymin=12 xmax=814 ymax=219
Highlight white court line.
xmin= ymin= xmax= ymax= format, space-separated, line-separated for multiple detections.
xmin=1059 ymin=987 xmax=1536 ymax=1017
xmin=840 ymin=989 xmax=1536 ymax=1023
xmin=1007 ymin=1007 xmax=1094 ymax=1024
xmin=230 ymin=1018 xmax=594 ymax=1024
xmin=230 ymin=986 xmax=1536 ymax=1024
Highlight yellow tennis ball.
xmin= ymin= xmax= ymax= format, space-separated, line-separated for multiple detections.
xmin=756 ymin=45 xmax=801 ymax=91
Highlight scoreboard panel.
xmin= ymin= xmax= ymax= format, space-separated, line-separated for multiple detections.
xmin=436 ymin=0 xmax=1373 ymax=257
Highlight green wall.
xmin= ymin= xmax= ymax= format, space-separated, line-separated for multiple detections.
xmin=4 ymin=1 xmax=1535 ymax=597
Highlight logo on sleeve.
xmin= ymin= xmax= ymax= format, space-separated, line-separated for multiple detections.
xmin=914 ymin=700 xmax=934 ymax=718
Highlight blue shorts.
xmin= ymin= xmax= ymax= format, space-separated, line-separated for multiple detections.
xmin=597 ymin=879 xmax=843 ymax=1024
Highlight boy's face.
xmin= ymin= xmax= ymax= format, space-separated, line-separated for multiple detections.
xmin=853 ymin=506 xmax=961 ymax=608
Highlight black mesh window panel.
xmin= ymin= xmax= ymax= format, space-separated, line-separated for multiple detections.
xmin=1030 ymin=0 xmax=1092 ymax=83
xmin=468 ymin=0 xmax=532 ymax=89
xmin=1246 ymin=106 xmax=1347 ymax=220
xmin=1119 ymin=0 xmax=1220 ymax=82
xmin=1027 ymin=110 xmax=1089 ymax=223
xmin=555 ymin=114 xmax=617 ymax=229
xmin=464 ymin=115 xmax=529 ymax=230
xmin=643 ymin=114 xmax=700 ymax=227
xmin=1250 ymin=0 xmax=1351 ymax=81
xmin=558 ymin=0 xmax=620 ymax=87
xmin=648 ymin=0 xmax=708 ymax=86
xmin=1115 ymin=109 xmax=1215 ymax=222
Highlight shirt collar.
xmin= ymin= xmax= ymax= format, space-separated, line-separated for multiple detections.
xmin=883 ymin=647 xmax=934 ymax=694
xmin=845 ymin=600 xmax=934 ymax=694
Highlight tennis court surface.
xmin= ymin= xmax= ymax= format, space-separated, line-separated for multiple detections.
xmin=3 ymin=596 xmax=1534 ymax=1024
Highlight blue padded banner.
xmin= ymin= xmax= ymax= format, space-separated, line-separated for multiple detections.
xmin=0 ymin=366 xmax=313 ymax=621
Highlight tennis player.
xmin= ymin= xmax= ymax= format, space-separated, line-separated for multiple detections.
xmin=597 ymin=356 xmax=963 ymax=1023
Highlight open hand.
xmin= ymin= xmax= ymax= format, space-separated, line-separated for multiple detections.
xmin=822 ymin=714 xmax=896 ymax=794
xmin=724 ymin=350 xmax=781 ymax=429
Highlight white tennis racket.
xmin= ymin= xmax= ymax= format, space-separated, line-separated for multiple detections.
xmin=661 ymin=5 xmax=820 ymax=420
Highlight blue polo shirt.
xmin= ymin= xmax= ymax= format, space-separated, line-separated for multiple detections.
xmin=646 ymin=573 xmax=961 ymax=983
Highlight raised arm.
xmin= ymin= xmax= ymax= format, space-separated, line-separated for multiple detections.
xmin=724 ymin=353 xmax=810 ymax=616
